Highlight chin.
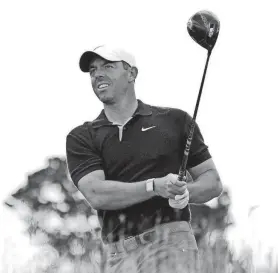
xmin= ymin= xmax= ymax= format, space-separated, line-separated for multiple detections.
xmin=98 ymin=95 xmax=115 ymax=105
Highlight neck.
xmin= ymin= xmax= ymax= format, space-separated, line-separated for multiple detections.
xmin=104 ymin=92 xmax=138 ymax=125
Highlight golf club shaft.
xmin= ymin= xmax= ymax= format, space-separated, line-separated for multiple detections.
xmin=178 ymin=50 xmax=212 ymax=181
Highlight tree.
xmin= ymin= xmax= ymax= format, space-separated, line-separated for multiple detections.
xmin=5 ymin=157 xmax=103 ymax=272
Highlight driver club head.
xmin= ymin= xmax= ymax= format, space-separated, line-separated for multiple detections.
xmin=187 ymin=10 xmax=220 ymax=51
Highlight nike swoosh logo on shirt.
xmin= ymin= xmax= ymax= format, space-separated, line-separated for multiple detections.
xmin=141 ymin=126 xmax=156 ymax=132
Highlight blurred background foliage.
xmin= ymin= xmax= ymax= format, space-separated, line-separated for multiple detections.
xmin=3 ymin=157 xmax=274 ymax=272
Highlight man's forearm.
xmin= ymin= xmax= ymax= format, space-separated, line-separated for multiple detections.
xmin=82 ymin=179 xmax=156 ymax=210
xmin=187 ymin=169 xmax=222 ymax=204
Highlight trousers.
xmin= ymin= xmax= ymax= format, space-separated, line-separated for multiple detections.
xmin=102 ymin=221 xmax=200 ymax=273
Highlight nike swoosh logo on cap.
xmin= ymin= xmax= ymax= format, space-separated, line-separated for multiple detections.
xmin=141 ymin=126 xmax=156 ymax=132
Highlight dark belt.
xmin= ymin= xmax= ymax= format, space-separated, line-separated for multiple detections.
xmin=105 ymin=221 xmax=191 ymax=253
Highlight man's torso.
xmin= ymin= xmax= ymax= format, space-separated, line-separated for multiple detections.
xmin=66 ymin=100 xmax=210 ymax=243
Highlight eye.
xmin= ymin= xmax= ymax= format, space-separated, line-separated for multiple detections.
xmin=89 ymin=68 xmax=96 ymax=76
xmin=105 ymin=64 xmax=114 ymax=69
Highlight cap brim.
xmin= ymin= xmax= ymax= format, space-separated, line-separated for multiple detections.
xmin=79 ymin=50 xmax=123 ymax=72
xmin=79 ymin=51 xmax=100 ymax=72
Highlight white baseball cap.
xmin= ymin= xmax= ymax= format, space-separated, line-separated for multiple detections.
xmin=79 ymin=45 xmax=137 ymax=72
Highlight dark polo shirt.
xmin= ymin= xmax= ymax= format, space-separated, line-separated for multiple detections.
xmin=66 ymin=100 xmax=211 ymax=243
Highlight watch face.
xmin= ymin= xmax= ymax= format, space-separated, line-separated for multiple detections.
xmin=146 ymin=179 xmax=154 ymax=192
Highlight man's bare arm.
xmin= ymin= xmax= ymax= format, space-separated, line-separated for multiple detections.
xmin=77 ymin=171 xmax=186 ymax=210
xmin=187 ymin=158 xmax=223 ymax=204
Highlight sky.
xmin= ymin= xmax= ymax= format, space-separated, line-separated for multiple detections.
xmin=1 ymin=0 xmax=278 ymax=269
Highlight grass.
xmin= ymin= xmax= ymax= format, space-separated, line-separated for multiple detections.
xmin=3 ymin=233 xmax=277 ymax=273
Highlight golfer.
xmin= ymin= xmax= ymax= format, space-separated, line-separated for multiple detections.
xmin=66 ymin=45 xmax=223 ymax=273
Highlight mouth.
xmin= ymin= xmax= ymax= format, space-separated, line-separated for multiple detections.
xmin=96 ymin=82 xmax=110 ymax=91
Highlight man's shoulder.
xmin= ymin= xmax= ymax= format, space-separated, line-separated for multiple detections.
xmin=67 ymin=121 xmax=93 ymax=138
xmin=149 ymin=103 xmax=190 ymax=119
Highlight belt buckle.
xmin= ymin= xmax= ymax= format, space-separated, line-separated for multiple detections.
xmin=123 ymin=236 xmax=139 ymax=252
xmin=141 ymin=230 xmax=156 ymax=244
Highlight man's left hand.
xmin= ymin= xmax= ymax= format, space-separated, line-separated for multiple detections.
xmin=168 ymin=187 xmax=189 ymax=209
xmin=168 ymin=173 xmax=191 ymax=209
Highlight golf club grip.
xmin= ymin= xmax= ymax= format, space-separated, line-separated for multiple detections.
xmin=178 ymin=120 xmax=196 ymax=181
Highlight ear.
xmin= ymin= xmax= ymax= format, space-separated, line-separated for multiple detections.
xmin=128 ymin=67 xmax=138 ymax=83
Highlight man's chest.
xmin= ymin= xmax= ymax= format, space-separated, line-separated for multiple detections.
xmin=96 ymin=116 xmax=183 ymax=179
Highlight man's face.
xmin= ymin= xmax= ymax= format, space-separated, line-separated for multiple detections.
xmin=89 ymin=57 xmax=130 ymax=105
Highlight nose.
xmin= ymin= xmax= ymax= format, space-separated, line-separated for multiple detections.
xmin=92 ymin=67 xmax=106 ymax=78
xmin=91 ymin=69 xmax=106 ymax=87
xmin=90 ymin=69 xmax=103 ymax=84
xmin=90 ymin=70 xmax=105 ymax=86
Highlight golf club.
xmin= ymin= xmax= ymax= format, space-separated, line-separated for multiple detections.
xmin=178 ymin=10 xmax=220 ymax=181
xmin=169 ymin=10 xmax=220 ymax=208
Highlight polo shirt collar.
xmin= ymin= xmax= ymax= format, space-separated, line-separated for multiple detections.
xmin=91 ymin=100 xmax=152 ymax=128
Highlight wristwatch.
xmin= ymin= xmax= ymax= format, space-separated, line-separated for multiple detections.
xmin=146 ymin=178 xmax=155 ymax=192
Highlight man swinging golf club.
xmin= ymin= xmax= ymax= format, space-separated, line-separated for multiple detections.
xmin=66 ymin=10 xmax=222 ymax=273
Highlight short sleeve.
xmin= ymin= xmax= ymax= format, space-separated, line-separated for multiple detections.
xmin=183 ymin=113 xmax=211 ymax=168
xmin=66 ymin=127 xmax=103 ymax=186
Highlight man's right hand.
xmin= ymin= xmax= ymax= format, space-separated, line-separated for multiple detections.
xmin=154 ymin=173 xmax=187 ymax=199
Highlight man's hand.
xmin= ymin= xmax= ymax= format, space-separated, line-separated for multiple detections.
xmin=168 ymin=188 xmax=189 ymax=209
xmin=154 ymin=173 xmax=187 ymax=199
xmin=168 ymin=172 xmax=192 ymax=209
